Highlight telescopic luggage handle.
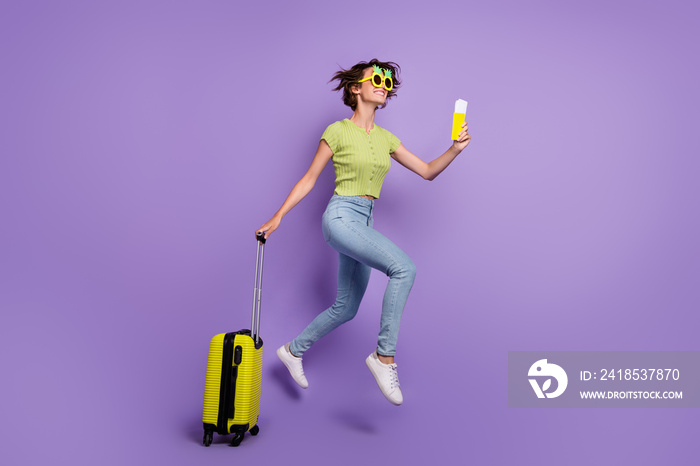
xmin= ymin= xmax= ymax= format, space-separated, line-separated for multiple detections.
xmin=251 ymin=232 xmax=266 ymax=344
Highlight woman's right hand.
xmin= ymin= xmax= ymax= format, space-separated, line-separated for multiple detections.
xmin=256 ymin=215 xmax=281 ymax=240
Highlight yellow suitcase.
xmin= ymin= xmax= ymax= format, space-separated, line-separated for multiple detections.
xmin=202 ymin=233 xmax=266 ymax=447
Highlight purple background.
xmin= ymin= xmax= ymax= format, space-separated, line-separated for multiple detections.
xmin=2 ymin=1 xmax=698 ymax=464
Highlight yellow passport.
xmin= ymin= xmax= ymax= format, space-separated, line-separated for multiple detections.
xmin=451 ymin=99 xmax=468 ymax=140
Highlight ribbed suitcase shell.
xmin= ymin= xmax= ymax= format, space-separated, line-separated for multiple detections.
xmin=202 ymin=331 xmax=263 ymax=437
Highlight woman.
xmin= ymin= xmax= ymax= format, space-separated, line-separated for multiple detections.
xmin=256 ymin=59 xmax=471 ymax=405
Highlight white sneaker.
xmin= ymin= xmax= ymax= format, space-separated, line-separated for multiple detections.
xmin=276 ymin=343 xmax=308 ymax=389
xmin=365 ymin=351 xmax=403 ymax=405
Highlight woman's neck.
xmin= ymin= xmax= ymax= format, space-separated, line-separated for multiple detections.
xmin=349 ymin=104 xmax=377 ymax=133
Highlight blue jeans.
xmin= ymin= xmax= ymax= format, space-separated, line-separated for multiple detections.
xmin=289 ymin=195 xmax=416 ymax=357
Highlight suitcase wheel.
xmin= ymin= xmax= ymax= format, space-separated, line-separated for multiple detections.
xmin=229 ymin=432 xmax=244 ymax=447
xmin=250 ymin=425 xmax=259 ymax=436
xmin=203 ymin=431 xmax=213 ymax=447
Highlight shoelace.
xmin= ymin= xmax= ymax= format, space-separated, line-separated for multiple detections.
xmin=389 ymin=365 xmax=400 ymax=389
xmin=288 ymin=346 xmax=305 ymax=377
xmin=292 ymin=355 xmax=305 ymax=376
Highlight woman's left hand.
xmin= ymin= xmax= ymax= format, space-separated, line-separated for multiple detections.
xmin=452 ymin=121 xmax=471 ymax=152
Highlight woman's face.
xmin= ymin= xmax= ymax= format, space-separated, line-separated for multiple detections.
xmin=355 ymin=66 xmax=388 ymax=107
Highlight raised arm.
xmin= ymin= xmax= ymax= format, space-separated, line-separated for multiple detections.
xmin=256 ymin=140 xmax=333 ymax=239
xmin=391 ymin=122 xmax=471 ymax=181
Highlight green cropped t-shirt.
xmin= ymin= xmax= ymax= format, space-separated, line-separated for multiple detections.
xmin=321 ymin=119 xmax=401 ymax=199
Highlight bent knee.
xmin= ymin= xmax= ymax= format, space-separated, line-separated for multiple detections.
xmin=328 ymin=302 xmax=359 ymax=323
xmin=389 ymin=257 xmax=417 ymax=282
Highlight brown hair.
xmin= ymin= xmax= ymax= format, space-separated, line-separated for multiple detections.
xmin=330 ymin=59 xmax=401 ymax=110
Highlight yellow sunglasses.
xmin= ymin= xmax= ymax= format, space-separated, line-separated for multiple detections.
xmin=358 ymin=64 xmax=393 ymax=91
